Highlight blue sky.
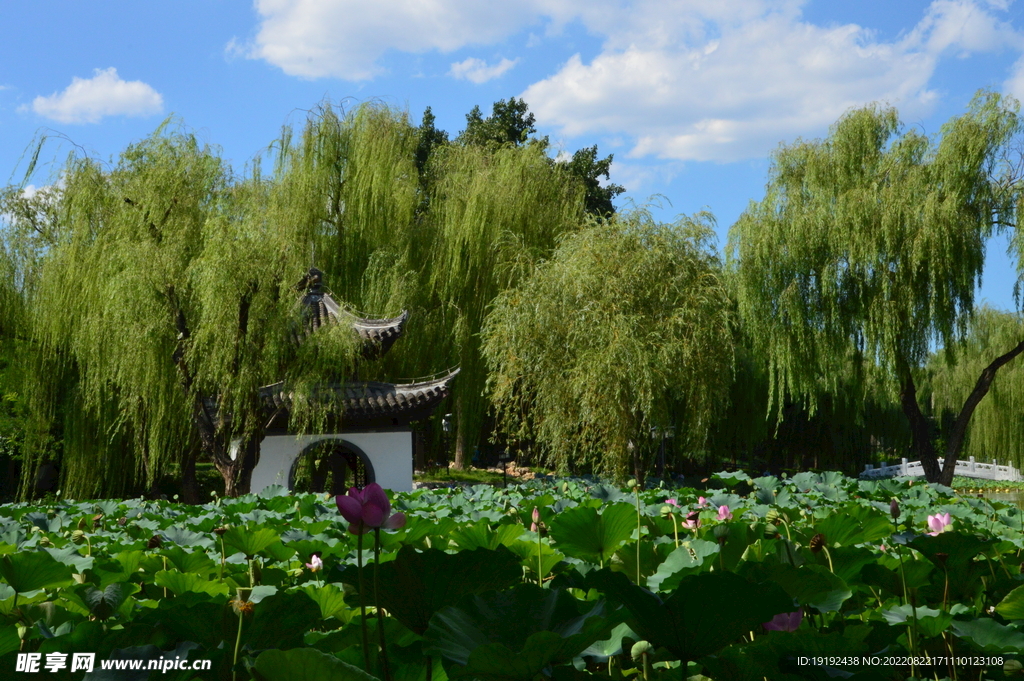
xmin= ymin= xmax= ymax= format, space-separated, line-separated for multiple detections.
xmin=2 ymin=0 xmax=1024 ymax=310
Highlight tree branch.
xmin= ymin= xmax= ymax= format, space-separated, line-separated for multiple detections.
xmin=942 ymin=337 xmax=1024 ymax=474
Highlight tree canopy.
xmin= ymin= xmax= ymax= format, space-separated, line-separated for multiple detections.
xmin=481 ymin=209 xmax=734 ymax=483
xmin=729 ymin=92 xmax=1024 ymax=484
xmin=0 ymin=98 xmax=608 ymax=498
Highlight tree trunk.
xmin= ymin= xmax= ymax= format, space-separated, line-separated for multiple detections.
xmin=937 ymin=338 xmax=1024 ymax=485
xmin=897 ymin=363 xmax=941 ymax=482
xmin=452 ymin=399 xmax=467 ymax=470
xmin=179 ymin=443 xmax=200 ymax=504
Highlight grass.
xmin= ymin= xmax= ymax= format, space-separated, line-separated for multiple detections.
xmin=414 ymin=465 xmax=555 ymax=486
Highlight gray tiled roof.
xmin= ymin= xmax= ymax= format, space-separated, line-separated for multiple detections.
xmin=259 ymin=368 xmax=459 ymax=429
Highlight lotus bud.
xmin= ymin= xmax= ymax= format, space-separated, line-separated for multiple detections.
xmin=532 ymin=507 xmax=540 ymax=523
xmin=890 ymin=499 xmax=900 ymax=522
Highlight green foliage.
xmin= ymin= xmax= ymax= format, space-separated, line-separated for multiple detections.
xmin=253 ymin=648 xmax=379 ymax=681
xmin=729 ymin=92 xmax=1021 ymax=416
xmin=482 ymin=209 xmax=734 ymax=480
xmin=0 ymin=473 xmax=1023 ymax=677
xmin=547 ymin=503 xmax=636 ymax=565
xmin=930 ymin=308 xmax=1024 ymax=466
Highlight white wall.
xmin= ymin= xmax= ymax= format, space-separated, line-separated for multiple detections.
xmin=249 ymin=431 xmax=413 ymax=494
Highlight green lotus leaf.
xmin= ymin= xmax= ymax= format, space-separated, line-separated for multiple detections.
xmin=72 ymin=581 xmax=141 ymax=621
xmin=244 ymin=591 xmax=322 ymax=651
xmin=301 ymin=584 xmax=352 ymax=622
xmin=812 ymin=503 xmax=891 ymax=547
xmin=952 ymin=618 xmax=1024 ymax=654
xmin=588 ymin=568 xmax=792 ymax=662
xmin=997 ymin=583 xmax=1024 ymax=620
xmin=646 ymin=540 xmax=719 ymax=592
xmin=340 ymin=545 xmax=522 ymax=634
xmin=0 ymin=625 xmax=20 ymax=658
xmin=161 ymin=526 xmax=215 ymax=549
xmin=881 ymin=604 xmax=951 ymax=638
xmin=449 ymin=520 xmax=524 ymax=550
xmin=252 ymin=648 xmax=380 ymax=681
xmin=423 ymin=584 xmax=617 ymax=681
xmin=578 ymin=622 xmax=640 ymax=662
xmin=0 ymin=550 xmax=75 ymax=593
xmin=133 ymin=596 xmax=229 ymax=649
xmin=223 ymin=526 xmax=282 ymax=558
xmin=160 ymin=546 xmax=216 ymax=575
xmin=154 ymin=570 xmax=229 ymax=598
xmin=548 ymin=503 xmax=636 ymax=565
xmin=769 ymin=564 xmax=852 ymax=613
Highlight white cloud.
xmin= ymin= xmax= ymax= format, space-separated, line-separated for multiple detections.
xmin=523 ymin=0 xmax=1024 ymax=162
xmin=30 ymin=68 xmax=163 ymax=124
xmin=241 ymin=0 xmax=1024 ymax=162
xmin=246 ymin=0 xmax=549 ymax=80
xmin=449 ymin=57 xmax=519 ymax=84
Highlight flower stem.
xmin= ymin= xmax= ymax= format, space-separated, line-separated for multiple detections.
xmin=358 ymin=531 xmax=370 ymax=671
xmin=374 ymin=527 xmax=392 ymax=681
xmin=536 ymin=530 xmax=543 ymax=587
xmin=634 ymin=487 xmax=642 ymax=581
xmin=232 ymin=596 xmax=244 ymax=681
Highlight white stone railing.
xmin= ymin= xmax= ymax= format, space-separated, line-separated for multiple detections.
xmin=862 ymin=456 xmax=1023 ymax=482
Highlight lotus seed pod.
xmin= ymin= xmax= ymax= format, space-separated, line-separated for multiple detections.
xmin=71 ymin=530 xmax=86 ymax=544
xmin=660 ymin=505 xmax=673 ymax=517
xmin=630 ymin=640 xmax=653 ymax=661
xmin=765 ymin=508 xmax=780 ymax=525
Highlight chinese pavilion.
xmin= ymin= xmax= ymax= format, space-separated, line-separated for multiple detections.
xmin=248 ymin=268 xmax=458 ymax=494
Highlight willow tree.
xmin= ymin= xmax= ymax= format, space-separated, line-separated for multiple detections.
xmin=481 ymin=209 xmax=734 ymax=483
xmin=231 ymin=102 xmax=586 ymax=470
xmin=929 ymin=308 xmax=1024 ymax=466
xmin=729 ymin=92 xmax=1023 ymax=485
xmin=4 ymin=121 xmax=363 ymax=500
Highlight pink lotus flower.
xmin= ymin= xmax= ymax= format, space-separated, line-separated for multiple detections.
xmin=665 ymin=498 xmax=680 ymax=507
xmin=336 ymin=483 xmax=407 ymax=535
xmin=683 ymin=510 xmax=701 ymax=530
xmin=305 ymin=553 xmax=323 ymax=572
xmin=927 ymin=512 xmax=952 ymax=536
xmin=697 ymin=497 xmax=708 ymax=507
xmin=717 ymin=505 xmax=733 ymax=521
xmin=763 ymin=610 xmax=802 ymax=632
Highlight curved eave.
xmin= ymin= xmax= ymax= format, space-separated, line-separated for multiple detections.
xmin=260 ymin=368 xmax=459 ymax=429
xmin=301 ymin=291 xmax=407 ymax=358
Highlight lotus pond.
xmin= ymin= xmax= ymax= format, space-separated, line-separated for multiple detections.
xmin=2 ymin=471 xmax=1024 ymax=680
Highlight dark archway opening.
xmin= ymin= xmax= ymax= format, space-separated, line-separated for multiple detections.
xmin=290 ymin=440 xmax=375 ymax=494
